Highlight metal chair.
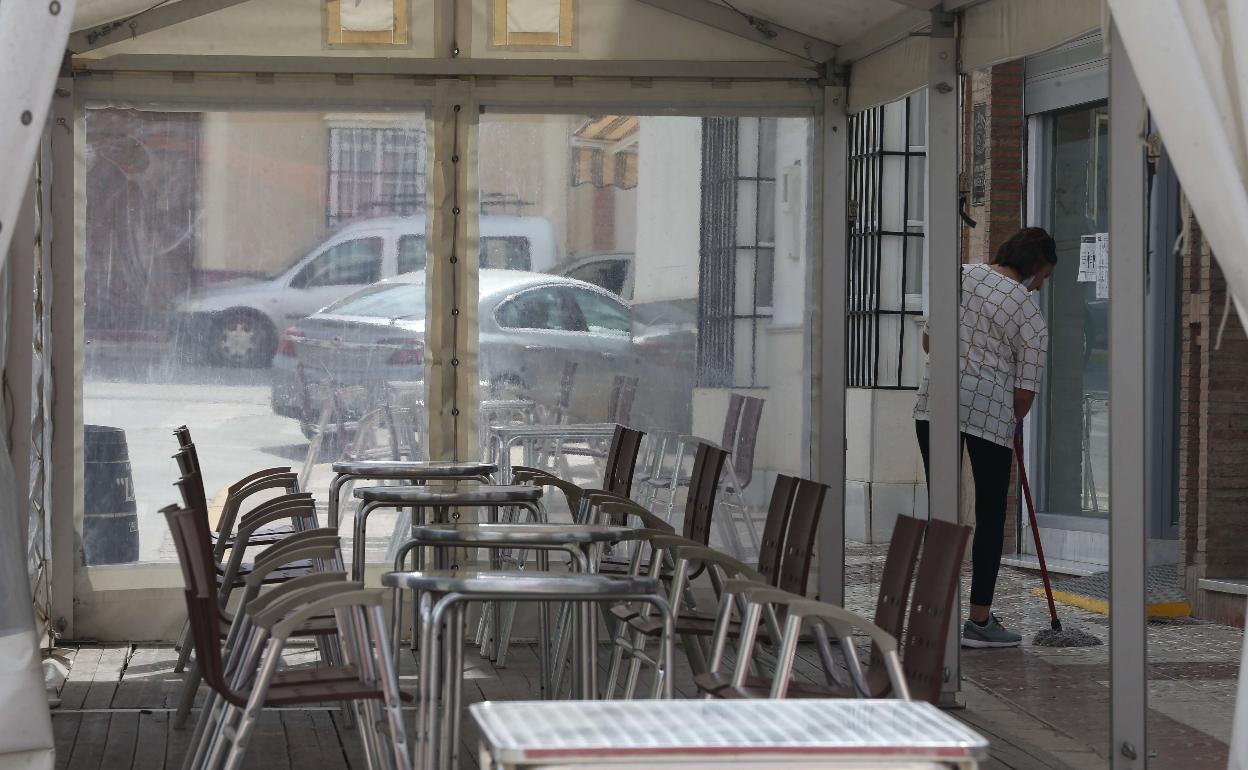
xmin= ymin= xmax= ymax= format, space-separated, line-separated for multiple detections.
xmin=164 ymin=505 xmax=410 ymax=770
xmin=607 ymin=535 xmax=764 ymax=699
xmin=698 ymin=583 xmax=911 ymax=701
xmin=594 ymin=440 xmax=728 ymax=578
xmin=640 ymin=393 xmax=743 ymax=509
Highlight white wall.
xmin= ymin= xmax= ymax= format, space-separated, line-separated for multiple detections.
xmin=771 ymin=118 xmax=810 ymax=328
xmin=633 ymin=116 xmax=701 ymax=303
xmin=844 ymin=387 xmax=927 ymax=541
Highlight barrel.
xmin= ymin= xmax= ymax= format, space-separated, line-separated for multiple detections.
xmin=83 ymin=425 xmax=139 ymax=565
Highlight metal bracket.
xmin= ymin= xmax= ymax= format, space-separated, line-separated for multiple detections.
xmin=929 ymin=10 xmax=956 ymax=39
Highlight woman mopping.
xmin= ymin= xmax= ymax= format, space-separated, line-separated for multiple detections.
xmin=914 ymin=227 xmax=1057 ymax=648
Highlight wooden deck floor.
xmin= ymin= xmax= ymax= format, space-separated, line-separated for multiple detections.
xmin=49 ymin=638 xmax=1103 ymax=770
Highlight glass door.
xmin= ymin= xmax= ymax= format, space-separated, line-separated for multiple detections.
xmin=1039 ymin=102 xmax=1110 ymax=518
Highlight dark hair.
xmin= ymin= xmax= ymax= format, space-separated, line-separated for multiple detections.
xmin=992 ymin=227 xmax=1058 ymax=278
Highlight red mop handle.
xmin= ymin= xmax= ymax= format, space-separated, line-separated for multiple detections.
xmin=1014 ymin=430 xmax=1061 ymax=628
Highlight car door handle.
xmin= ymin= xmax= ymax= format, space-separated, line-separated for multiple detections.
xmin=524 ymin=345 xmax=549 ymax=352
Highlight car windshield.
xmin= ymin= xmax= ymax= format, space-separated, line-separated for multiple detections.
xmin=322 ymin=281 xmax=425 ymax=320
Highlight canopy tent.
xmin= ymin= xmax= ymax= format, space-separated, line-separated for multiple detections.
xmin=3 ymin=1 xmax=1244 ymax=769
xmin=1105 ymin=2 xmax=1248 ymax=764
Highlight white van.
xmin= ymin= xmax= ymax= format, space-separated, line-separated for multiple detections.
xmin=169 ymin=214 xmax=558 ymax=367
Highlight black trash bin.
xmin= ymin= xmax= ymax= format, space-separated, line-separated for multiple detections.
xmin=83 ymin=425 xmax=139 ymax=565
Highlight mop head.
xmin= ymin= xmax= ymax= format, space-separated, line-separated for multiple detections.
xmin=1032 ymin=624 xmax=1102 ymax=647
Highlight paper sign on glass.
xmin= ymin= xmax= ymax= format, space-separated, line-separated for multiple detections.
xmin=1095 ymin=232 xmax=1109 ymax=299
xmin=1077 ymin=235 xmax=1097 ymax=282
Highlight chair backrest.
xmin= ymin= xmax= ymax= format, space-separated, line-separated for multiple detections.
xmin=682 ymin=442 xmax=729 ymax=544
xmin=174 ymin=427 xmax=202 ymax=475
xmin=865 ymin=514 xmax=926 ymax=697
xmin=756 ymin=474 xmax=799 ymax=584
xmin=603 ymin=426 xmax=645 ymax=497
xmin=720 ymin=393 xmax=745 ymax=449
xmin=902 ymin=518 xmax=971 ymax=704
xmin=162 ymin=504 xmax=236 ymax=703
xmin=731 ymin=396 xmax=764 ymax=488
xmin=776 ymin=477 xmax=829 ymax=596
xmin=174 ymin=457 xmax=210 ymax=525
xmin=607 ymin=375 xmax=639 ymax=425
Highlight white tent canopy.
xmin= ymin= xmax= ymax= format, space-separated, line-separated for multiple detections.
xmin=5 ymin=1 xmax=1246 ymax=769
xmin=1106 ymin=0 xmax=1248 ymax=765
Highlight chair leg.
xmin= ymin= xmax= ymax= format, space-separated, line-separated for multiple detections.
xmin=172 ymin=660 xmax=201 ymax=729
xmin=173 ymin=621 xmax=194 ymax=673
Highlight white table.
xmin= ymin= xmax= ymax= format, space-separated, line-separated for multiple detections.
xmin=470 ymin=700 xmax=989 ymax=770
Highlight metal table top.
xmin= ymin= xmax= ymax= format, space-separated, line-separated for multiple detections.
xmin=469 ymin=700 xmax=989 ymax=766
xmin=408 ymin=523 xmax=633 ymax=545
xmin=355 ymin=483 xmax=541 ymax=505
xmin=490 ymin=423 xmax=617 ymax=438
xmin=331 ymin=459 xmax=498 ymax=478
xmin=382 ymin=569 xmax=659 ymax=596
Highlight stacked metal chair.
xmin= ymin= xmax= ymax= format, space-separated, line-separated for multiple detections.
xmin=164 ymin=504 xmax=410 ymax=770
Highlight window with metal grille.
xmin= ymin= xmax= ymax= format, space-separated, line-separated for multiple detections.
xmin=847 ymin=91 xmax=927 ymax=389
xmin=328 ymin=125 xmax=426 ymax=228
xmin=697 ymin=117 xmax=777 ymax=388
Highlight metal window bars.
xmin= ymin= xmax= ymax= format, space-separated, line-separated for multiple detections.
xmin=847 ymin=94 xmax=927 ymax=390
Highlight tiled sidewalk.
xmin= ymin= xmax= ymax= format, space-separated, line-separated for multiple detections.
xmin=846 ymin=541 xmax=1242 ymax=769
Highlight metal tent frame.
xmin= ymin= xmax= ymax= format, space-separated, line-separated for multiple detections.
xmin=0 ymin=0 xmax=1219 ymax=767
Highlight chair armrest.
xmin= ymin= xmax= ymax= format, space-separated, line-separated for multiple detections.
xmin=596 ymin=499 xmax=674 ymax=533
xmin=237 ymin=503 xmax=317 ymax=545
xmin=511 ymin=466 xmax=562 ymax=484
xmin=228 ymin=467 xmax=295 ymax=496
xmin=254 ymin=527 xmax=338 ymax=564
xmin=237 ymin=493 xmax=315 ymax=532
xmin=250 ymin=580 xmax=365 ymax=631
xmin=218 ymin=473 xmax=303 ymax=538
xmin=247 ymin=536 xmax=342 ymax=589
xmin=244 ymin=571 xmax=352 ymax=618
xmin=270 ymin=589 xmax=386 ymax=640
xmin=661 ymin=540 xmax=765 ymax=584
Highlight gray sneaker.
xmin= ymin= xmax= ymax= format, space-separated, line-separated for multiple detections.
xmin=961 ymin=615 xmax=1022 ymax=648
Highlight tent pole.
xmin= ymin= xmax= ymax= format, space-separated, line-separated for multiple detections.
xmin=1107 ymin=21 xmax=1148 ymax=769
xmin=47 ymin=77 xmax=78 ymax=641
xmin=925 ymin=10 xmax=963 ymax=708
xmin=817 ymin=83 xmax=848 ymax=606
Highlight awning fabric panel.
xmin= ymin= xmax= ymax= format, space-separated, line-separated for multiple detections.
xmin=1106 ymin=4 xmax=1248 ymax=760
xmin=847 ymin=34 xmax=928 ymax=114
xmin=960 ymin=0 xmax=1102 ymax=73
xmin=0 ymin=1 xmax=73 ymax=768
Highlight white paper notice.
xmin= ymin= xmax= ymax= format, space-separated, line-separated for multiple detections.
xmin=1077 ymin=235 xmax=1097 ymax=282
xmin=341 ymin=0 xmax=394 ymax=32
xmin=1095 ymin=232 xmax=1109 ymax=299
xmin=507 ymin=0 xmax=561 ymax=33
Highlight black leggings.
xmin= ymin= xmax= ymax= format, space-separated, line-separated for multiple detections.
xmin=915 ymin=420 xmax=1014 ymax=608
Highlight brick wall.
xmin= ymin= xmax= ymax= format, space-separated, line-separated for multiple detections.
xmin=1180 ymin=213 xmax=1248 ymax=625
xmin=958 ymin=61 xmax=1026 ymax=554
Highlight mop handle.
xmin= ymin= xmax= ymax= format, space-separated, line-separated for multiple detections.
xmin=1014 ymin=430 xmax=1061 ymax=628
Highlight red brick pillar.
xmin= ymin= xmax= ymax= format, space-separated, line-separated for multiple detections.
xmin=958 ymin=60 xmax=1025 ymax=554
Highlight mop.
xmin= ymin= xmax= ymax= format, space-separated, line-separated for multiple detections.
xmin=1013 ymin=430 xmax=1103 ymax=647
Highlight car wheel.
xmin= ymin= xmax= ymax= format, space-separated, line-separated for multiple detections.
xmin=210 ymin=310 xmax=276 ymax=368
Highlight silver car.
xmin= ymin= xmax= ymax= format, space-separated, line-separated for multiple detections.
xmin=270 ymin=270 xmax=643 ymax=436
xmin=170 ymin=215 xmax=558 ymax=367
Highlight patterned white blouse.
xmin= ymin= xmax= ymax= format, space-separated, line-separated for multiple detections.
xmin=914 ymin=263 xmax=1049 ymax=448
